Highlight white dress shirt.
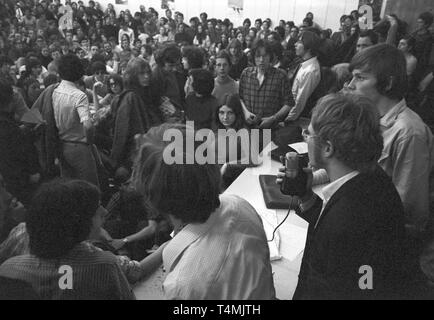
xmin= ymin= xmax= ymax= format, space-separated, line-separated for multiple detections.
xmin=52 ymin=80 xmax=90 ymax=142
xmin=162 ymin=194 xmax=276 ymax=300
xmin=287 ymin=56 xmax=321 ymax=121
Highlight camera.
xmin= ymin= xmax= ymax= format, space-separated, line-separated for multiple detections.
xmin=280 ymin=152 xmax=309 ymax=197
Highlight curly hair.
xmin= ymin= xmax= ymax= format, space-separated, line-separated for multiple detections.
xmin=27 ymin=179 xmax=100 ymax=259
xmin=190 ymin=68 xmax=214 ymax=96
xmin=182 ymin=45 xmax=204 ymax=69
xmin=311 ymin=93 xmax=383 ymax=173
xmin=58 ymin=54 xmax=85 ymax=82
xmin=155 ymin=43 xmax=181 ymax=67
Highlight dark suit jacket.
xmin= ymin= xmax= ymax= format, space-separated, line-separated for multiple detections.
xmin=30 ymin=84 xmax=60 ymax=179
xmin=294 ymin=167 xmax=407 ymax=300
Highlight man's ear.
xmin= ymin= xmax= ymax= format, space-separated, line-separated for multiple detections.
xmin=385 ymin=76 xmax=394 ymax=92
xmin=322 ymin=140 xmax=334 ymax=159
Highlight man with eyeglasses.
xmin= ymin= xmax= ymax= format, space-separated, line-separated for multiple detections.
xmin=278 ymin=93 xmax=408 ymax=299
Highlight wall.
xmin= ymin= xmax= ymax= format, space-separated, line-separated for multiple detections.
xmin=99 ymin=0 xmax=360 ymax=32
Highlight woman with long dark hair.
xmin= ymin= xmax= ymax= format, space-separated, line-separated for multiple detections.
xmin=213 ymin=94 xmax=260 ymax=189
xmin=110 ymin=58 xmax=161 ymax=176
xmin=193 ymin=24 xmax=211 ymax=49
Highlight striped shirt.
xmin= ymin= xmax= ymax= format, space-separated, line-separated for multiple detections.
xmin=162 ymin=194 xmax=276 ymax=300
xmin=0 ymin=242 xmax=135 ymax=300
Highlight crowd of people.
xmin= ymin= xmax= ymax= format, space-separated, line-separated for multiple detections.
xmin=0 ymin=0 xmax=433 ymax=300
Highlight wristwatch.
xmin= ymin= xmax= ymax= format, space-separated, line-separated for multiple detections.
xmin=122 ymin=238 xmax=129 ymax=244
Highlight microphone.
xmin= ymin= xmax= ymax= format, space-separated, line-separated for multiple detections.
xmin=280 ymin=152 xmax=309 ymax=197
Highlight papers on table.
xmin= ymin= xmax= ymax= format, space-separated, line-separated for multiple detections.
xmin=278 ymin=222 xmax=308 ymax=261
xmin=288 ymin=142 xmax=308 ymax=154
xmin=250 ymin=143 xmax=277 ymax=176
xmin=259 ymin=209 xmax=308 ymax=262
xmin=260 ymin=211 xmax=282 ymax=261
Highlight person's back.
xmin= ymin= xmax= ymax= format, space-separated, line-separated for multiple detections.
xmin=185 ymin=69 xmax=218 ymax=130
xmin=0 ymin=242 xmax=134 ymax=300
xmin=0 ymin=179 xmax=135 ymax=300
xmin=185 ymin=93 xmax=218 ymax=130
xmin=163 ymin=194 xmax=275 ymax=300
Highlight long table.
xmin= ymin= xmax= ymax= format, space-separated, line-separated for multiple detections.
xmin=224 ymin=150 xmax=325 ymax=300
xmin=133 ymin=144 xmax=324 ymax=300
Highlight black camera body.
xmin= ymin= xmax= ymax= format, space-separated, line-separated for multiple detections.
xmin=280 ymin=152 xmax=309 ymax=197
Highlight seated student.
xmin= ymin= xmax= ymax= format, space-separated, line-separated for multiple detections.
xmin=103 ymin=183 xmax=171 ymax=261
xmin=212 ymin=50 xmax=239 ymax=106
xmin=213 ymin=94 xmax=260 ymax=189
xmin=278 ymin=93 xmax=408 ymax=299
xmin=0 ymin=179 xmax=136 ymax=300
xmin=185 ymin=69 xmax=219 ymax=130
xmin=131 ymin=124 xmax=276 ymax=300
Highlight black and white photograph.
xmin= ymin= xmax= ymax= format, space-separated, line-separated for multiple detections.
xmin=0 ymin=0 xmax=433 ymax=305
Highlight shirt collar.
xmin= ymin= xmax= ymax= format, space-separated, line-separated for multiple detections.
xmin=60 ymin=80 xmax=78 ymax=88
xmin=301 ymin=56 xmax=318 ymax=67
xmin=380 ymin=99 xmax=407 ymax=129
xmin=253 ymin=66 xmax=273 ymax=77
xmin=322 ymin=171 xmax=359 ymax=204
xmin=162 ymin=209 xmax=219 ymax=272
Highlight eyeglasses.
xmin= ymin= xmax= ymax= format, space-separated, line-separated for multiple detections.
xmin=109 ymin=82 xmax=118 ymax=87
xmin=302 ymin=128 xmax=318 ymax=141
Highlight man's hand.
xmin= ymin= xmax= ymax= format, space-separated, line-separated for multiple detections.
xmin=244 ymin=110 xmax=258 ymax=125
xmin=276 ymin=161 xmax=314 ymax=203
xmin=259 ymin=116 xmax=275 ymax=129
xmin=93 ymin=81 xmax=104 ymax=91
